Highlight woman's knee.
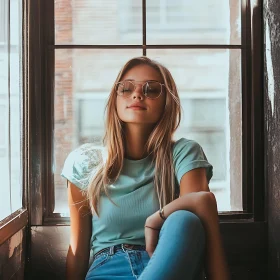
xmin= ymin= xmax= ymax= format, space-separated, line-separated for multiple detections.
xmin=164 ymin=210 xmax=205 ymax=238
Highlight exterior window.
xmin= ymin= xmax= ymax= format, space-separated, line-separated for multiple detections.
xmin=0 ymin=0 xmax=23 ymax=221
xmin=120 ymin=0 xmax=241 ymax=45
xmin=54 ymin=0 xmax=242 ymax=214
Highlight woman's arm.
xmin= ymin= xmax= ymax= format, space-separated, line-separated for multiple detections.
xmin=66 ymin=181 xmax=92 ymax=280
xmin=145 ymin=168 xmax=230 ymax=280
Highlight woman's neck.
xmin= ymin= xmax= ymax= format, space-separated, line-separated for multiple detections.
xmin=123 ymin=124 xmax=154 ymax=160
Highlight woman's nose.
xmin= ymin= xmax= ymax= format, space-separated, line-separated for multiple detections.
xmin=132 ymin=85 xmax=144 ymax=99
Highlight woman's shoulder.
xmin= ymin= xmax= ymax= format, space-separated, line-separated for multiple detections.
xmin=61 ymin=143 xmax=105 ymax=189
xmin=72 ymin=143 xmax=105 ymax=168
xmin=172 ymin=137 xmax=201 ymax=156
xmin=172 ymin=137 xmax=213 ymax=183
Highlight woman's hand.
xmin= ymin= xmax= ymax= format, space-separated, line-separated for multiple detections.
xmin=144 ymin=211 xmax=165 ymax=257
xmin=144 ymin=226 xmax=160 ymax=257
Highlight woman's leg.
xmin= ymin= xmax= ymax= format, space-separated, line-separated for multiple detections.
xmin=138 ymin=210 xmax=205 ymax=280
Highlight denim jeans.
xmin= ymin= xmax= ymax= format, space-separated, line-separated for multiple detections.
xmin=85 ymin=210 xmax=206 ymax=280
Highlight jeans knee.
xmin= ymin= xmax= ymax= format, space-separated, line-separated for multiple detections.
xmin=165 ymin=210 xmax=205 ymax=240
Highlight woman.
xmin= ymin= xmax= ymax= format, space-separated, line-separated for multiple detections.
xmin=61 ymin=56 xmax=230 ymax=280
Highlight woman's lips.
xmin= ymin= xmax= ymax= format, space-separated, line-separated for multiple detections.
xmin=128 ymin=106 xmax=146 ymax=110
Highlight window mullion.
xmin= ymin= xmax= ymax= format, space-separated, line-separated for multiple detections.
xmin=142 ymin=0 xmax=146 ymax=55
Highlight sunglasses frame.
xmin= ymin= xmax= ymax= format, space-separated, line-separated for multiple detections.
xmin=115 ymin=80 xmax=165 ymax=99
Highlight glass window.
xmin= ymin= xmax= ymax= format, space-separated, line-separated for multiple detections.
xmin=53 ymin=0 xmax=243 ymax=214
xmin=148 ymin=49 xmax=242 ymax=211
xmin=121 ymin=0 xmax=241 ymax=45
xmin=55 ymin=0 xmax=143 ymax=45
xmin=54 ymin=49 xmax=142 ymax=213
xmin=0 ymin=0 xmax=23 ymax=221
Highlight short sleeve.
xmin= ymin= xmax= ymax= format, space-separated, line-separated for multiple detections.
xmin=172 ymin=138 xmax=213 ymax=185
xmin=61 ymin=143 xmax=103 ymax=190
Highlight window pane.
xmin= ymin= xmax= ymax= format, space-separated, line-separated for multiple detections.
xmin=0 ymin=0 xmax=22 ymax=221
xmin=0 ymin=104 xmax=10 ymax=220
xmin=56 ymin=0 xmax=241 ymax=46
xmin=55 ymin=0 xmax=142 ymax=45
xmin=146 ymin=0 xmax=241 ymax=45
xmin=0 ymin=0 xmax=10 ymax=221
xmin=147 ymin=49 xmax=242 ymax=211
xmin=54 ymin=50 xmax=142 ymax=214
xmin=10 ymin=0 xmax=22 ymax=212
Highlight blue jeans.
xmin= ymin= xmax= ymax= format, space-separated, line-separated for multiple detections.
xmin=85 ymin=210 xmax=206 ymax=280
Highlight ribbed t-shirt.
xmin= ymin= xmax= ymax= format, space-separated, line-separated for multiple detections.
xmin=61 ymin=138 xmax=213 ymax=255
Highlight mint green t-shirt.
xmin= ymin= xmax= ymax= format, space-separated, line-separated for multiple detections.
xmin=61 ymin=138 xmax=213 ymax=255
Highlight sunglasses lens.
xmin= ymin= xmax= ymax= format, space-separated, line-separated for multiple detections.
xmin=144 ymin=82 xmax=161 ymax=98
xmin=116 ymin=81 xmax=162 ymax=98
xmin=116 ymin=81 xmax=134 ymax=97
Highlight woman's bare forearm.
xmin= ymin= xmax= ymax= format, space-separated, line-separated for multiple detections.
xmin=66 ymin=246 xmax=89 ymax=280
xmin=146 ymin=191 xmax=230 ymax=280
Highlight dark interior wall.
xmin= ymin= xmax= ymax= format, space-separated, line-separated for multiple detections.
xmin=0 ymin=228 xmax=26 ymax=280
xmin=28 ymin=226 xmax=70 ymax=280
xmin=264 ymin=0 xmax=280 ymax=279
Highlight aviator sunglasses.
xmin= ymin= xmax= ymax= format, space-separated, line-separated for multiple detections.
xmin=115 ymin=80 xmax=165 ymax=99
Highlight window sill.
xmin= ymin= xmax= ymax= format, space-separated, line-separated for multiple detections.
xmin=0 ymin=208 xmax=28 ymax=245
xmin=43 ymin=211 xmax=256 ymax=226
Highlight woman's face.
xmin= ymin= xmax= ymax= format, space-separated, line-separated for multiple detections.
xmin=116 ymin=64 xmax=166 ymax=126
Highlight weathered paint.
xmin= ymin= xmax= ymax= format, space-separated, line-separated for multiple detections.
xmin=8 ymin=232 xmax=23 ymax=259
xmin=265 ymin=16 xmax=275 ymax=117
xmin=264 ymin=0 xmax=280 ymax=279
xmin=0 ymin=228 xmax=26 ymax=280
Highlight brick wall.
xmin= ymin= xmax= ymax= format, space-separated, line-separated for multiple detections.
xmin=54 ymin=1 xmax=73 ymax=208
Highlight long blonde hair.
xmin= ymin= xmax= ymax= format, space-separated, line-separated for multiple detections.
xmin=87 ymin=56 xmax=181 ymax=216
